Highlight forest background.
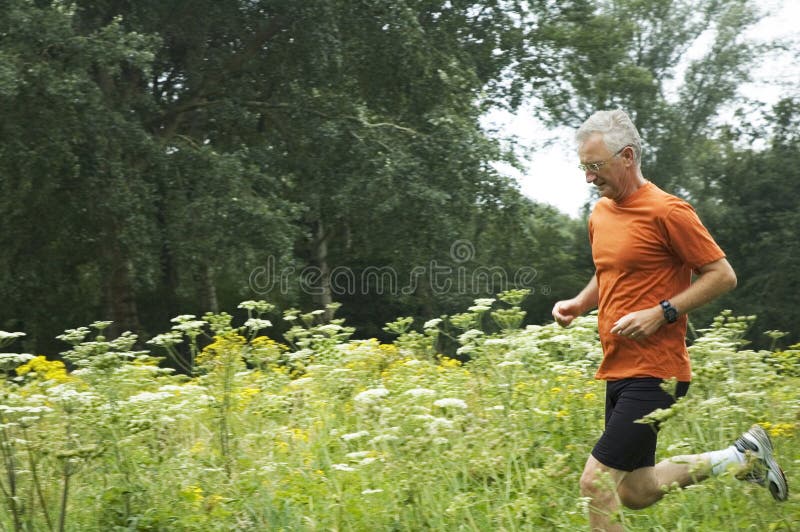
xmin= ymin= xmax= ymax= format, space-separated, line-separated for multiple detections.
xmin=2 ymin=0 xmax=799 ymax=359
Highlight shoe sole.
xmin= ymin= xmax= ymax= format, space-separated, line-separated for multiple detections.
xmin=743 ymin=425 xmax=789 ymax=502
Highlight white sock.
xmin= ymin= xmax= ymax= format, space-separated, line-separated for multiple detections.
xmin=707 ymin=446 xmax=745 ymax=476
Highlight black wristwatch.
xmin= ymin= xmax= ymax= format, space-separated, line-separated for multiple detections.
xmin=660 ymin=300 xmax=678 ymax=323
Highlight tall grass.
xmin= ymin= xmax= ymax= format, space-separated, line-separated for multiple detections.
xmin=0 ymin=298 xmax=797 ymax=530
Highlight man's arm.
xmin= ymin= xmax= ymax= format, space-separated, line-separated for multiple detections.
xmin=610 ymin=257 xmax=737 ymax=340
xmin=552 ymin=274 xmax=599 ymax=327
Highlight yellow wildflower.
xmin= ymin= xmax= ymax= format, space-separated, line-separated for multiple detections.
xmin=766 ymin=422 xmax=796 ymax=438
xmin=291 ymin=428 xmax=309 ymax=442
xmin=189 ymin=441 xmax=206 ymax=455
xmin=180 ymin=485 xmax=204 ymax=508
xmin=439 ymin=356 xmax=462 ymax=368
xmin=15 ymin=356 xmax=70 ymax=383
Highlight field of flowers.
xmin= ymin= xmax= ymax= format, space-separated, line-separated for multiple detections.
xmin=1 ymin=291 xmax=798 ymax=531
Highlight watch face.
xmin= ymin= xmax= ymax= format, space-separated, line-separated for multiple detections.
xmin=661 ymin=301 xmax=677 ymax=323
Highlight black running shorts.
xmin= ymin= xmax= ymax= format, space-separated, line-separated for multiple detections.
xmin=591 ymin=377 xmax=690 ymax=472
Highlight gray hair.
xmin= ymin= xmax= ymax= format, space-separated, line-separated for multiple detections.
xmin=576 ymin=109 xmax=642 ymax=165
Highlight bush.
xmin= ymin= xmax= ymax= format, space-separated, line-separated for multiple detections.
xmin=0 ymin=299 xmax=797 ymax=530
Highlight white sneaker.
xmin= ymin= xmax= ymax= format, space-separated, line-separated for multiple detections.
xmin=734 ymin=424 xmax=789 ymax=501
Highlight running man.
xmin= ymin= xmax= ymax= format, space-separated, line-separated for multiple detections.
xmin=552 ymin=109 xmax=788 ymax=531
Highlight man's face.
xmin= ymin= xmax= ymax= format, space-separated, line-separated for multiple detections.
xmin=578 ymin=133 xmax=628 ymax=201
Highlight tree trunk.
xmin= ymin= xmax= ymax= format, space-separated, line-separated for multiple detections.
xmin=106 ymin=246 xmax=141 ymax=337
xmin=201 ymin=264 xmax=219 ymax=313
xmin=310 ymin=219 xmax=333 ymax=314
xmin=159 ymin=245 xmax=180 ymax=317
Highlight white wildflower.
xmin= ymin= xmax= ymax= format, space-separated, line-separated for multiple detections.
xmin=172 ymin=321 xmax=206 ymax=333
xmin=433 ymin=437 xmax=450 ymax=445
xmin=0 ymin=331 xmax=25 ymax=343
xmin=56 ymin=327 xmax=90 ymax=344
xmin=289 ymin=377 xmax=314 ymax=388
xmin=486 ymin=405 xmax=505 ymax=411
xmin=341 ymin=430 xmax=370 ymax=441
xmin=433 ymin=398 xmax=468 ymax=409
xmin=403 ymin=388 xmax=436 ymax=398
xmin=331 ymin=463 xmax=356 ymax=472
xmin=369 ymin=434 xmax=399 ymax=444
xmin=361 ymin=488 xmax=384 ymax=495
xmin=146 ymin=331 xmax=183 ymax=347
xmin=244 ymin=318 xmax=272 ymax=330
xmin=468 ymin=305 xmax=492 ymax=312
xmin=238 ymin=300 xmax=275 ymax=313
xmin=354 ymin=387 xmax=389 ymax=404
xmin=359 ymin=457 xmax=377 ymax=466
xmin=170 ymin=314 xmax=197 ymax=323
xmin=346 ymin=451 xmax=371 ymax=460
xmin=317 ymin=324 xmax=343 ymax=335
xmin=288 ymin=349 xmax=312 ymax=361
xmin=0 ymin=405 xmax=53 ymax=414
xmin=428 ymin=417 xmax=454 ymax=432
xmin=19 ymin=415 xmax=45 ymax=426
xmin=423 ymin=318 xmax=442 ymax=329
xmin=0 ymin=353 xmax=35 ymax=367
xmin=311 ymin=309 xmax=326 ymax=316
xmin=483 ymin=338 xmax=509 ymax=346
xmin=458 ymin=329 xmax=483 ymax=343
xmin=473 ymin=298 xmax=496 ymax=307
xmin=497 ymin=360 xmax=524 ymax=367
xmin=127 ymin=365 xmax=163 ymax=373
xmin=127 ymin=391 xmax=174 ymax=403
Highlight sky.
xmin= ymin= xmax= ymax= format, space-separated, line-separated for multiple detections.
xmin=483 ymin=0 xmax=800 ymax=218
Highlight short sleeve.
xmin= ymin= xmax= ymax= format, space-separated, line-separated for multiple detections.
xmin=663 ymin=201 xmax=725 ymax=271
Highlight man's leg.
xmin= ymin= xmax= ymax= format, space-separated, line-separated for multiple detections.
xmin=618 ymin=453 xmax=710 ymax=508
xmin=581 ymin=453 xmax=711 ymax=531
xmin=579 ymin=455 xmax=627 ymax=532
xmin=581 ymin=425 xmax=788 ymax=531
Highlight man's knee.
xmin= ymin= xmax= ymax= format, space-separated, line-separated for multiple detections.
xmin=579 ymin=468 xmax=598 ymax=497
xmin=617 ymin=471 xmax=662 ymax=510
xmin=616 ymin=483 xmax=649 ymax=510
xmin=580 ymin=461 xmax=617 ymax=501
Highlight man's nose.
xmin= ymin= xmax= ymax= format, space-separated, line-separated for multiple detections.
xmin=585 ymin=170 xmax=597 ymax=183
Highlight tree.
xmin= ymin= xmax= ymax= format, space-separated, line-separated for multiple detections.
xmin=532 ymin=0 xmax=765 ymax=194
xmin=694 ymin=98 xmax=800 ymax=346
xmin=0 ymin=0 xmax=773 ymax=355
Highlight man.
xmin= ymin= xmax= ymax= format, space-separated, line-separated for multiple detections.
xmin=551 ymin=109 xmax=788 ymax=531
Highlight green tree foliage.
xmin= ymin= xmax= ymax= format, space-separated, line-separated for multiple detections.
xmin=535 ymin=0 xmax=765 ymax=193
xmin=0 ymin=2 xmax=163 ymax=347
xmin=0 ymin=0 xmax=597 ymax=352
xmin=0 ymin=0 xmax=776 ymax=354
xmin=693 ymin=98 xmax=800 ymax=346
xmin=0 ymin=0 xmax=299 ymax=351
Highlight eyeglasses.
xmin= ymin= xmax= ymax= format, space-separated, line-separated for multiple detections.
xmin=578 ymin=146 xmax=629 ymax=173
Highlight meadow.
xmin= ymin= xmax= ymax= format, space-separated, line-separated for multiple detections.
xmin=0 ymin=292 xmax=797 ymax=531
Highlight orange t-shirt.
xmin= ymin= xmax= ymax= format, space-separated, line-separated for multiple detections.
xmin=588 ymin=182 xmax=725 ymax=381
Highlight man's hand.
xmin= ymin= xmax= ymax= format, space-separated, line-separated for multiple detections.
xmin=552 ymin=299 xmax=584 ymax=327
xmin=610 ymin=306 xmax=666 ymax=341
